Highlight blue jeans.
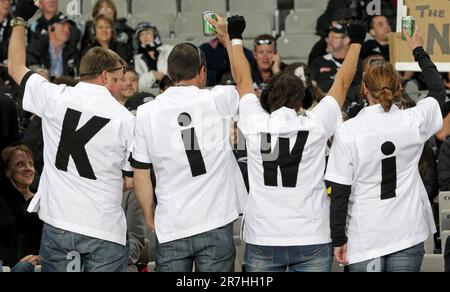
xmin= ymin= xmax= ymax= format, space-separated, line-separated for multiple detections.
xmin=40 ymin=224 xmax=128 ymax=272
xmin=11 ymin=262 xmax=35 ymax=273
xmin=156 ymin=223 xmax=235 ymax=272
xmin=348 ymin=243 xmax=425 ymax=272
xmin=244 ymin=243 xmax=333 ymax=272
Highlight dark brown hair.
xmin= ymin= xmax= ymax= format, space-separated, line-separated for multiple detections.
xmin=167 ymin=43 xmax=205 ymax=83
xmin=92 ymin=0 xmax=117 ymax=20
xmin=79 ymin=47 xmax=126 ymax=81
xmin=260 ymin=73 xmax=305 ymax=113
xmin=363 ymin=61 xmax=401 ymax=112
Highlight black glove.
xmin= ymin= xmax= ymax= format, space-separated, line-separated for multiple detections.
xmin=14 ymin=0 xmax=39 ymax=22
xmin=347 ymin=22 xmax=367 ymax=45
xmin=227 ymin=15 xmax=246 ymax=40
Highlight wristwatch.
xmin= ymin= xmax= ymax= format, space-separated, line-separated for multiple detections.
xmin=10 ymin=17 xmax=27 ymax=28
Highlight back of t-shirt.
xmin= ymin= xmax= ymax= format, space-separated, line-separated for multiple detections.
xmin=132 ymin=85 xmax=247 ymax=244
xmin=22 ymin=73 xmax=134 ymax=245
xmin=238 ymin=94 xmax=342 ymax=246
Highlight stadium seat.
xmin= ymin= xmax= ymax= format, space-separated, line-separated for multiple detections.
xmin=162 ymin=37 xmax=186 ymax=47
xmin=441 ymin=210 xmax=450 ymax=233
xmin=83 ymin=0 xmax=129 ymax=19
xmin=128 ymin=13 xmax=175 ymax=38
xmin=229 ymin=0 xmax=276 ymax=13
xmin=439 ymin=191 xmax=450 ymax=214
xmin=294 ymin=0 xmax=328 ymax=10
xmin=441 ymin=231 xmax=450 ymax=254
xmin=284 ymin=9 xmax=323 ymax=34
xmin=421 ymin=254 xmax=445 ymax=272
xmin=175 ymin=12 xmax=206 ymax=39
xmin=277 ymin=34 xmax=320 ymax=63
xmin=1 ymin=266 xmax=11 ymax=272
xmin=180 ymin=0 xmax=227 ymax=15
xmin=147 ymin=261 xmax=156 ymax=272
xmin=131 ymin=0 xmax=177 ymax=18
xmin=237 ymin=12 xmax=275 ymax=39
xmin=59 ymin=0 xmax=81 ymax=16
xmin=424 ymin=235 xmax=435 ymax=254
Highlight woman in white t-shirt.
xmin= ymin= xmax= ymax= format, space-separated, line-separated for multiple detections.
xmin=210 ymin=16 xmax=366 ymax=272
xmin=325 ymin=28 xmax=450 ymax=272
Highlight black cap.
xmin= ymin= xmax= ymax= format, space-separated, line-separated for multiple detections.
xmin=50 ymin=14 xmax=75 ymax=25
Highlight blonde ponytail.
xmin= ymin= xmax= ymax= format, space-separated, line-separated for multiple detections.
xmin=377 ymin=88 xmax=395 ymax=112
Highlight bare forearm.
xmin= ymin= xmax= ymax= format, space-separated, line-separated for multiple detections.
xmin=134 ymin=169 xmax=154 ymax=228
xmin=227 ymin=41 xmax=254 ymax=97
xmin=8 ymin=25 xmax=30 ymax=84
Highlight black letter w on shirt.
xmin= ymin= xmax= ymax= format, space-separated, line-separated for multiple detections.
xmin=55 ymin=108 xmax=110 ymax=180
xmin=260 ymin=132 xmax=309 ymax=188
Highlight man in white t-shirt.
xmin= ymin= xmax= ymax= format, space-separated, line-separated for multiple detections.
xmin=208 ymin=16 xmax=366 ymax=271
xmin=8 ymin=0 xmax=134 ymax=272
xmin=131 ymin=43 xmax=247 ymax=272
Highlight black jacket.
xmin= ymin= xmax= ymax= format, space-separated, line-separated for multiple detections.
xmin=26 ymin=35 xmax=81 ymax=78
xmin=0 ymin=177 xmax=43 ymax=267
xmin=0 ymin=93 xmax=18 ymax=153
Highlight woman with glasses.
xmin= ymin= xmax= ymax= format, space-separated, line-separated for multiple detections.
xmin=325 ymin=28 xmax=449 ymax=272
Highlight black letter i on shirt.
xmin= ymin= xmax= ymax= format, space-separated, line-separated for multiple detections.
xmin=178 ymin=113 xmax=207 ymax=177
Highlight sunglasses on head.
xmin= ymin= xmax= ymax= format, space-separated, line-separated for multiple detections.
xmin=255 ymin=39 xmax=273 ymax=46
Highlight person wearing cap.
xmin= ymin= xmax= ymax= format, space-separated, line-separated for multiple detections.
xmin=251 ymin=34 xmax=287 ymax=92
xmin=27 ymin=0 xmax=80 ymax=47
xmin=133 ymin=21 xmax=173 ymax=93
xmin=310 ymin=23 xmax=362 ymax=110
xmin=26 ymin=13 xmax=80 ymax=78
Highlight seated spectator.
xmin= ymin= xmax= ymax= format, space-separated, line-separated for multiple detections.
xmin=0 ymin=145 xmax=43 ymax=273
xmin=199 ymin=37 xmax=254 ymax=87
xmin=0 ymin=0 xmax=11 ymax=82
xmin=361 ymin=15 xmax=391 ymax=61
xmin=309 ymin=8 xmax=355 ymax=66
xmin=133 ymin=22 xmax=172 ymax=93
xmin=251 ymin=34 xmax=287 ymax=91
xmin=28 ymin=0 xmax=80 ymax=47
xmin=310 ymin=24 xmax=362 ymax=107
xmin=117 ymin=68 xmax=155 ymax=114
xmin=82 ymin=14 xmax=132 ymax=64
xmin=81 ymin=0 xmax=134 ymax=55
xmin=122 ymin=190 xmax=145 ymax=272
xmin=27 ymin=15 xmax=81 ymax=78
xmin=0 ymin=93 xmax=18 ymax=154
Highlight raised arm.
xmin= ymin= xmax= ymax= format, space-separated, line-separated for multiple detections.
xmin=209 ymin=15 xmax=254 ymax=98
xmin=7 ymin=0 xmax=40 ymax=84
xmin=404 ymin=27 xmax=446 ymax=109
xmin=327 ymin=23 xmax=366 ymax=109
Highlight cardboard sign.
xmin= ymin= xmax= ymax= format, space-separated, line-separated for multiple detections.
xmin=390 ymin=0 xmax=450 ymax=71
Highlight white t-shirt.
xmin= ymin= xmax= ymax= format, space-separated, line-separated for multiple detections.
xmin=325 ymin=98 xmax=442 ymax=264
xmin=238 ymin=94 xmax=342 ymax=246
xmin=132 ymin=85 xmax=248 ymax=244
xmin=23 ymin=73 xmax=134 ymax=246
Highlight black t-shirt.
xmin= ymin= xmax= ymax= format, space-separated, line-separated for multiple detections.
xmin=361 ymin=39 xmax=390 ymax=61
xmin=0 ymin=177 xmax=43 ymax=267
xmin=310 ymin=54 xmax=362 ymax=93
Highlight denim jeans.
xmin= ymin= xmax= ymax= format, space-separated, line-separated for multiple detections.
xmin=11 ymin=262 xmax=35 ymax=273
xmin=244 ymin=243 xmax=333 ymax=272
xmin=348 ymin=243 xmax=425 ymax=272
xmin=156 ymin=223 xmax=235 ymax=272
xmin=40 ymin=224 xmax=128 ymax=272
